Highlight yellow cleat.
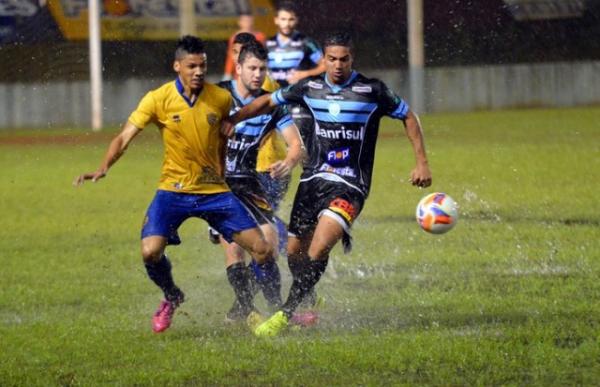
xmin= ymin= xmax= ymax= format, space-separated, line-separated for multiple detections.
xmin=246 ymin=310 xmax=265 ymax=332
xmin=254 ymin=311 xmax=289 ymax=337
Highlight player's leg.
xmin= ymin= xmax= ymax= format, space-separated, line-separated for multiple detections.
xmin=253 ymin=219 xmax=341 ymax=337
xmin=203 ymin=192 xmax=271 ymax=319
xmin=219 ymin=237 xmax=255 ymax=322
xmin=257 ymin=171 xmax=290 ymax=255
xmin=234 ymin=224 xmax=281 ymax=308
xmin=287 ymin=233 xmax=319 ymax=308
xmin=282 ymin=217 xmax=342 ymax=317
xmin=141 ymin=190 xmax=189 ymax=333
xmin=247 ymin=222 xmax=282 ymax=310
xmin=255 ymin=186 xmax=363 ymax=336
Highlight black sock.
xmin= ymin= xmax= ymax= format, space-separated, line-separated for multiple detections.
xmin=144 ymin=255 xmax=182 ymax=302
xmin=281 ymin=258 xmax=328 ymax=318
xmin=288 ymin=257 xmax=306 ymax=280
xmin=253 ymin=260 xmax=282 ymax=308
xmin=226 ymin=262 xmax=255 ymax=316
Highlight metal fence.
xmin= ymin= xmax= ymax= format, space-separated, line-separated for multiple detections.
xmin=1 ymin=60 xmax=598 ymax=128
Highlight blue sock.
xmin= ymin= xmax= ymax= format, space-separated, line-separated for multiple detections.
xmin=274 ymin=217 xmax=287 ymax=255
xmin=250 ymin=259 xmax=282 ymax=308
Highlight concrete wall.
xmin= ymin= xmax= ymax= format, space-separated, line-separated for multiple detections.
xmin=1 ymin=61 xmax=599 ymax=128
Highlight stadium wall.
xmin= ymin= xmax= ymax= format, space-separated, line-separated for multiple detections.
xmin=1 ymin=60 xmax=599 ymax=128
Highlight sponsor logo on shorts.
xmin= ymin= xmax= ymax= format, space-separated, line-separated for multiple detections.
xmin=319 ymin=163 xmax=356 ymax=177
xmin=326 ymin=147 xmax=350 ymax=166
xmin=329 ymin=198 xmax=358 ymax=223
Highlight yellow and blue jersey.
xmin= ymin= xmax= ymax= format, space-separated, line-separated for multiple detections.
xmin=128 ymin=78 xmax=232 ymax=194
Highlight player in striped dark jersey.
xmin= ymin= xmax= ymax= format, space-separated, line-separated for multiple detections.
xmin=266 ymin=1 xmax=325 ymax=88
xmin=216 ymin=42 xmax=304 ymax=321
xmin=222 ymin=32 xmax=432 ymax=336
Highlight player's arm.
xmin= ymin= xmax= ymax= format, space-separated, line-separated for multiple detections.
xmin=221 ymin=93 xmax=277 ymax=137
xmin=287 ymin=59 xmax=326 ymax=85
xmin=269 ymin=123 xmax=305 ymax=178
xmin=287 ymin=39 xmax=325 ymax=84
xmin=73 ymin=121 xmax=142 ymax=186
xmin=403 ymin=110 xmax=432 ymax=188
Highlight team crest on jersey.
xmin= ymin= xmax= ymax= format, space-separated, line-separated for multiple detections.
xmin=328 ymin=102 xmax=341 ymax=116
xmin=206 ymin=113 xmax=218 ymax=126
xmin=352 ymin=86 xmax=372 ymax=93
xmin=198 ymin=166 xmax=223 ymax=184
xmin=172 ymin=114 xmax=181 ymax=123
xmin=307 ymin=81 xmax=323 ymax=89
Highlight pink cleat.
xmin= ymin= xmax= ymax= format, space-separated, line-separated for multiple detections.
xmin=290 ymin=310 xmax=319 ymax=328
xmin=152 ymin=300 xmax=178 ymax=333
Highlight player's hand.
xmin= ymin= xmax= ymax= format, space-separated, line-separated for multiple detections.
xmin=73 ymin=170 xmax=106 ymax=186
xmin=286 ymin=70 xmax=303 ymax=85
xmin=220 ymin=117 xmax=235 ymax=138
xmin=410 ymin=163 xmax=432 ymax=188
xmin=269 ymin=160 xmax=292 ymax=178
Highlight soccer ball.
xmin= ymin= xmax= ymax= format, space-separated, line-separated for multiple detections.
xmin=416 ymin=192 xmax=458 ymax=234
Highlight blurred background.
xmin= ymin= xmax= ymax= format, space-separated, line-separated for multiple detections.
xmin=0 ymin=0 xmax=599 ymax=128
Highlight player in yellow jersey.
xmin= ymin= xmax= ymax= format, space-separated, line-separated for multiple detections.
xmin=74 ymin=36 xmax=273 ymax=333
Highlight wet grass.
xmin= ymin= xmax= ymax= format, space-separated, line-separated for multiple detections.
xmin=1 ymin=106 xmax=599 ymax=385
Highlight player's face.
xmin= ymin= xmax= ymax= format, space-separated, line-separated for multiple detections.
xmin=324 ymin=46 xmax=353 ymax=84
xmin=237 ymin=55 xmax=267 ymax=92
xmin=173 ymin=53 xmax=207 ymax=92
xmin=274 ymin=10 xmax=297 ymax=37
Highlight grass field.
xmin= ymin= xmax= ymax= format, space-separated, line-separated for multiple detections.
xmin=1 ymin=107 xmax=599 ymax=386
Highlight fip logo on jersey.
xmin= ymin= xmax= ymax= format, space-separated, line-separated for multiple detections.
xmin=326 ymin=147 xmax=350 ymax=166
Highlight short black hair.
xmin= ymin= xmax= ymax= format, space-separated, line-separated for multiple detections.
xmin=175 ymin=35 xmax=205 ymax=60
xmin=277 ymin=1 xmax=298 ymax=15
xmin=238 ymin=41 xmax=268 ymax=64
xmin=233 ymin=32 xmax=257 ymax=46
xmin=323 ymin=31 xmax=353 ymax=50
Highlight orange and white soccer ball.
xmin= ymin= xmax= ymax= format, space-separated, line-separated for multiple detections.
xmin=416 ymin=192 xmax=458 ymax=234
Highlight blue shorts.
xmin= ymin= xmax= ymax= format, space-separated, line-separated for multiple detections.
xmin=141 ymin=190 xmax=258 ymax=244
xmin=256 ymin=172 xmax=290 ymax=212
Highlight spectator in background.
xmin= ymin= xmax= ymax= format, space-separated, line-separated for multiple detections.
xmin=266 ymin=1 xmax=325 ymax=87
xmin=223 ymin=11 xmax=266 ymax=81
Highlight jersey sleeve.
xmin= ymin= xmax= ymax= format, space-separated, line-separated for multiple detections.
xmin=305 ymin=37 xmax=323 ymax=65
xmin=270 ymin=80 xmax=306 ymax=106
xmin=272 ymin=105 xmax=294 ymax=131
xmin=128 ymin=91 xmax=157 ymax=129
xmin=378 ymin=82 xmax=410 ymax=120
xmin=223 ymin=93 xmax=233 ymax=117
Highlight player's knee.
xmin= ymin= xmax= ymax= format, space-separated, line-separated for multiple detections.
xmin=141 ymin=243 xmax=163 ymax=263
xmin=252 ymin=239 xmax=275 ymax=263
